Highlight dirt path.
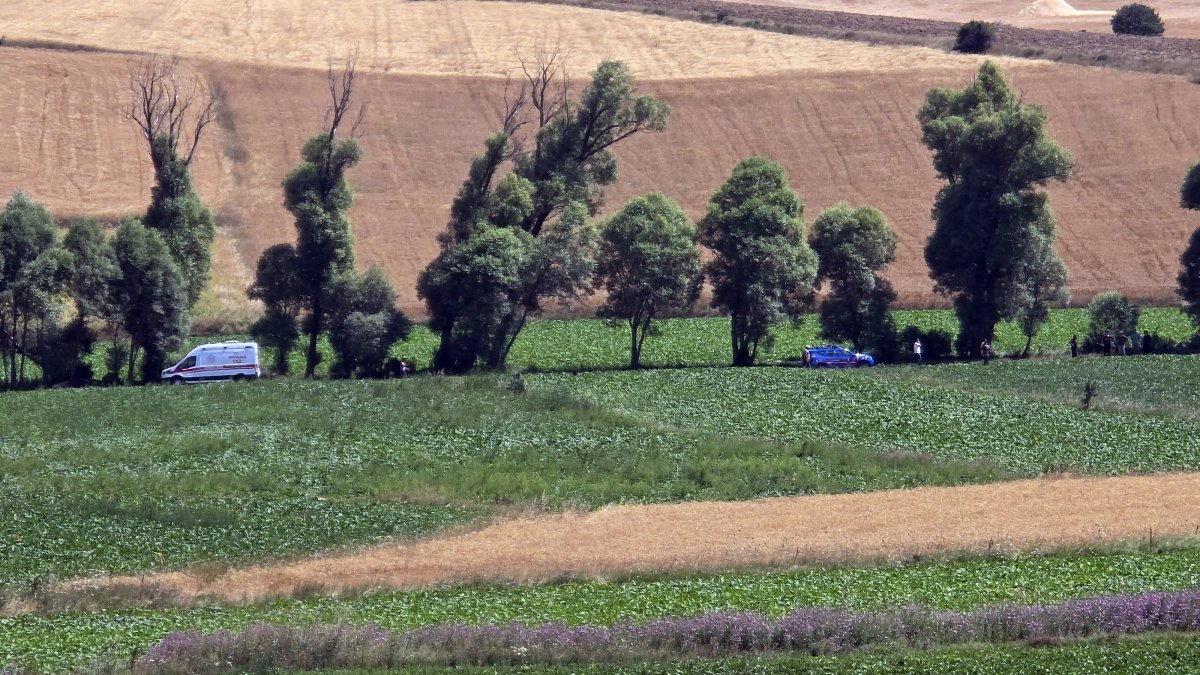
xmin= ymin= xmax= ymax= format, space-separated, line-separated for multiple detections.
xmin=78 ymin=474 xmax=1200 ymax=603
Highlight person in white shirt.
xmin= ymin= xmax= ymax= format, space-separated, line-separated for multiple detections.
xmin=913 ymin=339 xmax=923 ymax=364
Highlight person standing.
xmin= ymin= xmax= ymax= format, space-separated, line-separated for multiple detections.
xmin=1069 ymin=334 xmax=1078 ymax=358
xmin=981 ymin=339 xmax=991 ymax=365
xmin=913 ymin=338 xmax=923 ymax=364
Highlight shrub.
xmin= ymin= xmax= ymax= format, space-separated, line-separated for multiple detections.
xmin=954 ymin=20 xmax=995 ymax=53
xmin=1111 ymin=3 xmax=1165 ymax=36
xmin=1088 ymin=291 xmax=1139 ymax=341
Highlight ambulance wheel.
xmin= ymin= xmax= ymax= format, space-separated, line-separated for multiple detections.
xmin=171 ymin=376 xmax=184 ymax=385
xmin=232 ymin=374 xmax=245 ymax=382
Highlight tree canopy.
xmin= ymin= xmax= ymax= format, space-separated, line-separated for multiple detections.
xmin=1178 ymin=162 xmax=1200 ymax=328
xmin=699 ymin=157 xmax=818 ymax=366
xmin=422 ymin=58 xmax=667 ymax=374
xmin=809 ymin=202 xmax=897 ymax=353
xmin=596 ymin=193 xmax=701 ymax=368
xmin=1111 ymin=3 xmax=1165 ymax=36
xmin=919 ymin=61 xmax=1073 ymax=356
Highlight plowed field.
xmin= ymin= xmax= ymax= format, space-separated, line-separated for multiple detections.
xmin=73 ymin=474 xmax=1200 ymax=602
xmin=0 ymin=1 xmax=1197 ymax=312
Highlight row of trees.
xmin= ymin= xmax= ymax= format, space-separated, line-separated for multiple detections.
xmin=413 ymin=59 xmax=1076 ymax=372
xmin=0 ymin=57 xmax=216 ymax=387
xmin=0 ymin=55 xmax=409 ymax=387
xmin=6 ymin=54 xmax=1198 ymax=387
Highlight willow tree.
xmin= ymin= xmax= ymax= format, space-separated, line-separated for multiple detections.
xmin=919 ymin=61 xmax=1073 ymax=357
xmin=421 ymin=57 xmax=668 ymax=374
xmin=126 ymin=56 xmax=219 ymax=308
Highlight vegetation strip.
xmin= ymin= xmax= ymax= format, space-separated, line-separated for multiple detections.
xmin=7 ymin=544 xmax=1200 ymax=670
xmin=130 ymin=589 xmax=1200 ymax=672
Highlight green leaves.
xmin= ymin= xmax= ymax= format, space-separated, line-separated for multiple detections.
xmin=919 ymin=62 xmax=1074 ymax=357
xmin=700 ymin=158 xmax=818 ymax=366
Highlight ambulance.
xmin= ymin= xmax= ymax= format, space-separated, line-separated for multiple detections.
xmin=161 ymin=341 xmax=261 ymax=383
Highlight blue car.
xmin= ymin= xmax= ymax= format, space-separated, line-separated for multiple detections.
xmin=803 ymin=345 xmax=876 ymax=368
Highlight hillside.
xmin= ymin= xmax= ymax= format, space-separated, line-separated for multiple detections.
xmin=0 ymin=1 xmax=1198 ymax=315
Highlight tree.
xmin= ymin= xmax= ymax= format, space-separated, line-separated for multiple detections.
xmin=113 ymin=218 xmax=188 ymax=383
xmin=0 ymin=192 xmax=72 ymax=386
xmin=919 ymin=61 xmax=1073 ymax=357
xmin=418 ymin=227 xmax=531 ymax=374
xmin=809 ymin=202 xmax=897 ymax=353
xmin=269 ymin=55 xmax=364 ymax=377
xmin=327 ymin=267 xmax=411 ymax=378
xmin=422 ymin=56 xmax=668 ymax=374
xmin=1013 ymin=223 xmax=1069 ymax=357
xmin=596 ymin=193 xmax=701 ymax=368
xmin=699 ymin=157 xmax=818 ymax=366
xmin=247 ymin=243 xmax=303 ymax=375
xmin=54 ymin=218 xmax=122 ymax=383
xmin=955 ymin=20 xmax=996 ymax=54
xmin=63 ymin=218 xmax=120 ymax=325
xmin=1088 ymin=291 xmax=1139 ymax=340
xmin=1178 ymin=163 xmax=1200 ymax=329
xmin=1111 ymin=3 xmax=1165 ymax=36
xmin=126 ymin=56 xmax=219 ymax=308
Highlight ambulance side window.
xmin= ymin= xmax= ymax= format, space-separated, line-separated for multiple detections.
xmin=180 ymin=356 xmax=197 ymax=369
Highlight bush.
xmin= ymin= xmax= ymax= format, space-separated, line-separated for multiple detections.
xmin=1111 ymin=3 xmax=1164 ymax=36
xmin=954 ymin=20 xmax=995 ymax=53
xmin=1088 ymin=291 xmax=1139 ymax=339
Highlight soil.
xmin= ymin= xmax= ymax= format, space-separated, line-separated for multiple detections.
xmin=72 ymin=473 xmax=1200 ymax=603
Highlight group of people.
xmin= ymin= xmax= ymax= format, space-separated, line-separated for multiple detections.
xmin=911 ymin=330 xmax=1155 ymax=364
xmin=1069 ymin=331 xmax=1155 ymax=358
xmin=910 ymin=338 xmax=992 ymax=364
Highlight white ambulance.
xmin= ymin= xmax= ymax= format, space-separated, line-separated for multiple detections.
xmin=161 ymin=341 xmax=261 ymax=383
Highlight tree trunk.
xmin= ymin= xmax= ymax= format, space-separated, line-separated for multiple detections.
xmin=629 ymin=317 xmax=641 ymax=369
xmin=1022 ymin=334 xmax=1033 ymax=358
xmin=127 ymin=339 xmax=138 ymax=385
xmin=305 ymin=297 xmax=322 ymax=378
xmin=18 ymin=312 xmax=28 ymax=383
xmin=8 ymin=307 xmax=18 ymax=385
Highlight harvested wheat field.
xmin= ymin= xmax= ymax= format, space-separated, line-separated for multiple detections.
xmin=74 ymin=473 xmax=1200 ymax=602
xmin=732 ymin=0 xmax=1200 ymax=37
xmin=1 ymin=0 xmax=1198 ymax=312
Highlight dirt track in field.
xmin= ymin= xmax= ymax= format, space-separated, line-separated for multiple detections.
xmin=76 ymin=473 xmax=1200 ymax=602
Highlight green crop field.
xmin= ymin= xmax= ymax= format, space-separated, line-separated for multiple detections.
xmin=4 ymin=311 xmax=1200 ymax=672
xmin=542 ymin=364 xmax=1200 ymax=474
xmin=172 ymin=307 xmax=1196 ymax=376
xmin=0 ymin=376 xmax=1012 ymax=591
xmin=7 ymin=544 xmax=1200 ymax=670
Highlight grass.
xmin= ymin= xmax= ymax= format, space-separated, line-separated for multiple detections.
xmin=872 ymin=355 xmax=1200 ymax=421
xmin=542 ymin=364 xmax=1200 ymax=474
xmin=0 ymin=376 xmax=1011 ymax=589
xmin=8 ymin=543 xmax=1200 ymax=670
xmin=333 ymin=307 xmax=1193 ymax=375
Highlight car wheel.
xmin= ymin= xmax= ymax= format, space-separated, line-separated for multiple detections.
xmin=171 ymin=376 xmax=184 ymax=385
xmin=856 ymin=361 xmax=870 ymax=368
xmin=232 ymin=374 xmax=245 ymax=382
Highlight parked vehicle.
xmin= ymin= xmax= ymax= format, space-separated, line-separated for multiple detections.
xmin=161 ymin=341 xmax=261 ymax=383
xmin=802 ymin=345 xmax=876 ymax=368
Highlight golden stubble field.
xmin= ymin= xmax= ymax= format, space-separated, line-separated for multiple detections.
xmin=64 ymin=473 xmax=1200 ymax=603
xmin=0 ymin=1 xmax=1198 ymax=313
